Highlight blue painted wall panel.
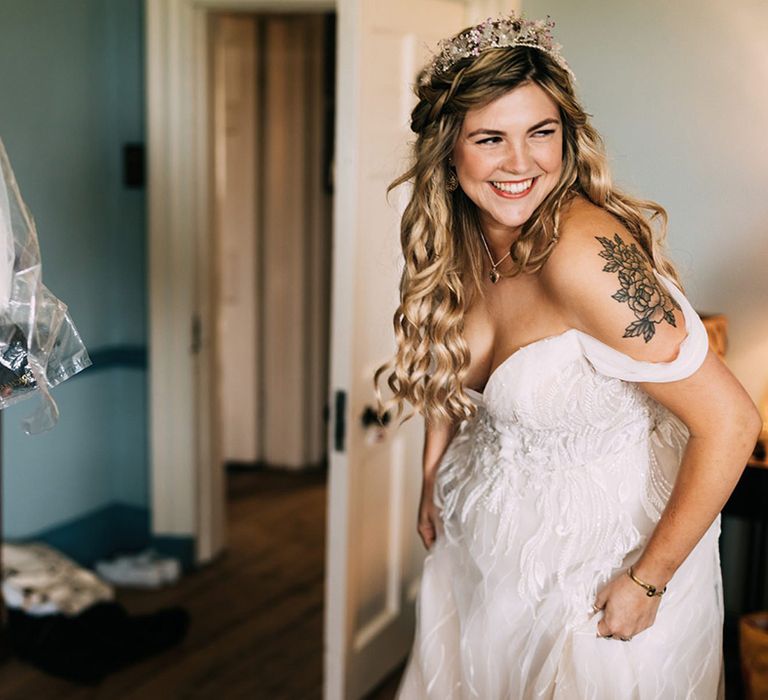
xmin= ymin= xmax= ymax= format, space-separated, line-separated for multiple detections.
xmin=0 ymin=0 xmax=149 ymax=553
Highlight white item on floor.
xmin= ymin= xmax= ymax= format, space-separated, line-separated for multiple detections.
xmin=94 ymin=549 xmax=181 ymax=588
xmin=1 ymin=542 xmax=114 ymax=616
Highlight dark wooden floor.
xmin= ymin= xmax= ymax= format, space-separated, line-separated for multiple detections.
xmin=0 ymin=468 xmax=402 ymax=700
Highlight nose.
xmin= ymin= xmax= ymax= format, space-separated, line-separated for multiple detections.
xmin=500 ymin=141 xmax=532 ymax=174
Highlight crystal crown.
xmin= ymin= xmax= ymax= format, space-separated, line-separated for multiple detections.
xmin=420 ymin=11 xmax=574 ymax=85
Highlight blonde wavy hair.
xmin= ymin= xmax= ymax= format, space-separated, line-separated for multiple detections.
xmin=374 ymin=41 xmax=681 ymax=427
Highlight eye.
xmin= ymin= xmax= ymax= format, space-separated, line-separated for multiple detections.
xmin=476 ymin=136 xmax=502 ymax=145
xmin=533 ymin=129 xmax=556 ymax=137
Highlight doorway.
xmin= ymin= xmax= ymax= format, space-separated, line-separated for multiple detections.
xmin=204 ymin=12 xmax=336 ymax=691
xmin=210 ymin=12 xmax=334 ymax=475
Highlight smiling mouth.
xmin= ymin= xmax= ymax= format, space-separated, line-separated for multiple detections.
xmin=490 ymin=177 xmax=537 ymax=197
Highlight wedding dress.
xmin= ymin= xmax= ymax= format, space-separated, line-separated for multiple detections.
xmin=396 ymin=272 xmax=725 ymax=699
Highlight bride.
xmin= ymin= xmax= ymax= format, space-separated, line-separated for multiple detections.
xmin=374 ymin=12 xmax=760 ymax=699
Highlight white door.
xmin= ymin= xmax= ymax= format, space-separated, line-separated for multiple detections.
xmin=325 ymin=2 xmax=467 ymax=698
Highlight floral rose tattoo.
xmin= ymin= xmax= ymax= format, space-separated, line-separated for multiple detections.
xmin=596 ymin=234 xmax=681 ymax=343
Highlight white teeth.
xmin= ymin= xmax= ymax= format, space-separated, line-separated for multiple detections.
xmin=492 ymin=178 xmax=534 ymax=194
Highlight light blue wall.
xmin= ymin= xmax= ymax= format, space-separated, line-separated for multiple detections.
xmin=0 ymin=1 xmax=148 ymax=543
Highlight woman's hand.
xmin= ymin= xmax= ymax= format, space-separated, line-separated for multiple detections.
xmin=593 ymin=570 xmax=662 ymax=641
xmin=417 ymin=477 xmax=441 ymax=550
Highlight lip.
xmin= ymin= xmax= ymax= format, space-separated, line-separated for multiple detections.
xmin=490 ymin=176 xmax=538 ymax=199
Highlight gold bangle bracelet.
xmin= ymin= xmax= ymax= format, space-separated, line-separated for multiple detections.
xmin=627 ymin=566 xmax=667 ymax=597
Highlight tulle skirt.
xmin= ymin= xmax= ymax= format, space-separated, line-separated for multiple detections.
xmin=396 ymin=504 xmax=725 ymax=699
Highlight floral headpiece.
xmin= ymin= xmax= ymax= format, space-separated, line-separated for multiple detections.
xmin=420 ymin=11 xmax=574 ymax=85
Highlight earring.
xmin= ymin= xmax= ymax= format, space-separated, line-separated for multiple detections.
xmin=446 ymin=168 xmax=458 ymax=192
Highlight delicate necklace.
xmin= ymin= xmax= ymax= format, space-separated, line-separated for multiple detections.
xmin=479 ymin=232 xmax=512 ymax=284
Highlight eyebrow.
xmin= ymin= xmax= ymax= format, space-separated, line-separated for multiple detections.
xmin=466 ymin=118 xmax=560 ymax=138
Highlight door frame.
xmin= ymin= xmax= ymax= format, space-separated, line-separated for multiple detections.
xmin=146 ymin=0 xmax=335 ymax=566
xmin=145 ymin=0 xmax=507 ymax=564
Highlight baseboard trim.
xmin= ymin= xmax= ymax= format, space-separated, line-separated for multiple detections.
xmin=150 ymin=535 xmax=196 ymax=573
xmin=7 ymin=503 xmax=195 ymax=573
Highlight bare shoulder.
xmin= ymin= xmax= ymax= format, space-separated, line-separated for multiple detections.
xmin=540 ymin=195 xmax=637 ymax=295
xmin=544 ymin=199 xmax=622 ymax=281
xmin=539 ymin=194 xmax=686 ymax=361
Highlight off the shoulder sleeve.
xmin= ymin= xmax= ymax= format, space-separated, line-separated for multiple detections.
xmin=576 ymin=271 xmax=709 ymax=383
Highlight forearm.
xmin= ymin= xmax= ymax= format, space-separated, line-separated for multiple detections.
xmin=633 ymin=421 xmax=757 ymax=587
xmin=422 ymin=418 xmax=459 ymax=482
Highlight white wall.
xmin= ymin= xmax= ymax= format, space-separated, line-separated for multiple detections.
xmin=523 ymin=0 xmax=768 ymax=406
xmin=466 ymin=0 xmax=521 ymax=23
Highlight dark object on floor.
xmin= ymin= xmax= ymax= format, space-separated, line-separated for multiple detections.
xmin=6 ymin=600 xmax=189 ymax=684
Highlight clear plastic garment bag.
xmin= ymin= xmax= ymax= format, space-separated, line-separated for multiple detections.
xmin=0 ymin=138 xmax=91 ymax=433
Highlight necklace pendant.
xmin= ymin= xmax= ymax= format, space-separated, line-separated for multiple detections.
xmin=489 ymin=268 xmax=500 ymax=284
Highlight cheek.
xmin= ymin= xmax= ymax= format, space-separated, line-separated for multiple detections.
xmin=536 ymin=139 xmax=564 ymax=174
xmin=453 ymin=143 xmax=498 ymax=182
xmin=455 ymin=153 xmax=488 ymax=181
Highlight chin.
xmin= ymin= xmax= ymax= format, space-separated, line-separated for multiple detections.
xmin=491 ymin=204 xmax=540 ymax=230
